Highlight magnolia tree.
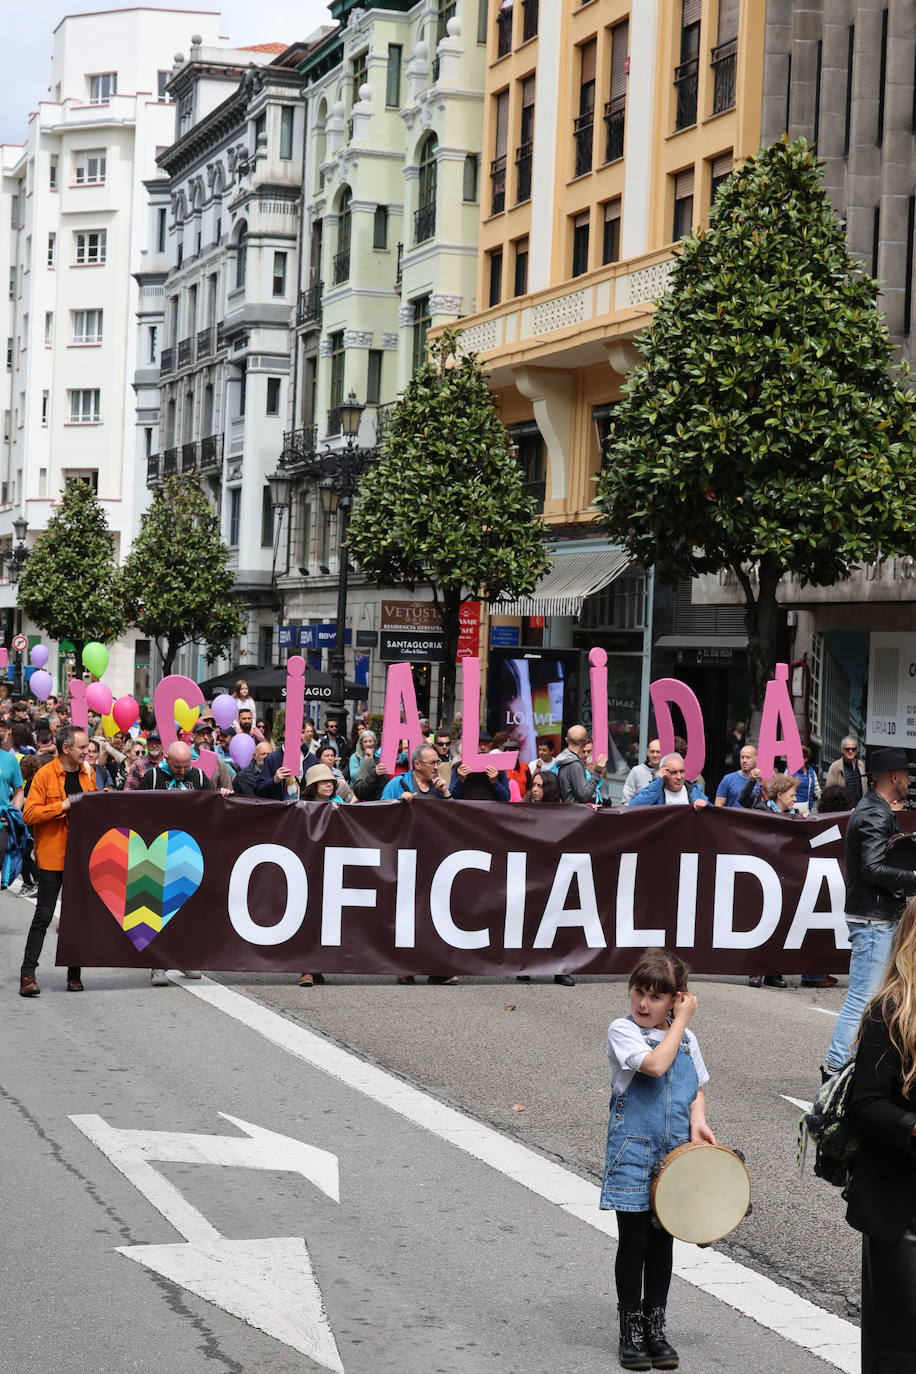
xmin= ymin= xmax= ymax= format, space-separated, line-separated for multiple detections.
xmin=348 ymin=329 xmax=550 ymax=723
xmin=596 ymin=137 xmax=916 ymax=726
xmin=17 ymin=479 xmax=125 ymax=677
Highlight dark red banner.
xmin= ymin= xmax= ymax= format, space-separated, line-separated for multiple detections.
xmin=56 ymin=794 xmax=888 ymax=975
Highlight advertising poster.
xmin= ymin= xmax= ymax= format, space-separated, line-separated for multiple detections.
xmin=866 ymin=631 xmax=916 ymax=746
xmin=486 ymin=649 xmax=579 ymax=760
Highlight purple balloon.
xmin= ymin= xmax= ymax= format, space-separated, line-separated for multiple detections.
xmin=229 ymin=733 xmax=256 ymax=769
xmin=30 ymin=644 xmax=49 ymax=669
xmin=211 ymin=694 xmax=238 ymax=730
xmin=86 ymin=681 xmax=113 ymax=714
xmin=29 ymin=669 xmax=53 ymax=700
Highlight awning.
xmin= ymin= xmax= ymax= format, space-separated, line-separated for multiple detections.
xmin=492 ymin=549 xmax=633 ymax=617
xmin=197 ymin=665 xmax=364 ymax=700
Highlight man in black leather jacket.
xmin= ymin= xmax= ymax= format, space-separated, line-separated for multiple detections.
xmin=824 ymin=747 xmax=915 ymax=1076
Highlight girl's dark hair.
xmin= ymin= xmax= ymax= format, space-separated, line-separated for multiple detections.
xmin=628 ymin=948 xmax=690 ymax=997
xmin=818 ymin=784 xmax=853 ymax=813
xmin=524 ymin=770 xmax=561 ymax=803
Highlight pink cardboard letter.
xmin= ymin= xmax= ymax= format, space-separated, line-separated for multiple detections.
xmin=0 ymin=647 xmax=8 ymax=671
xmin=153 ymin=674 xmax=205 ymax=748
xmin=757 ymin=663 xmax=804 ymax=778
xmin=588 ymin=647 xmax=609 ymax=762
xmin=461 ymin=656 xmax=518 ymax=772
xmin=649 ymin=677 xmax=706 ymax=781
xmin=283 ymin=655 xmax=306 ymax=774
xmin=380 ymin=662 xmax=424 ymax=775
xmin=68 ymin=678 xmax=88 ymax=732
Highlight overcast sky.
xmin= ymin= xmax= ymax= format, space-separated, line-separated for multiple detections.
xmin=1 ymin=1 xmax=334 ymax=145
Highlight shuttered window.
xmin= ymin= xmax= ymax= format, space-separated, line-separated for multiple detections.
xmin=717 ymin=0 xmax=739 ymax=43
xmin=495 ymin=89 xmax=510 ymax=157
xmin=673 ymin=168 xmax=695 ymax=239
xmin=682 ymin=0 xmax=701 ymax=27
xmin=610 ymin=21 xmax=628 ymax=99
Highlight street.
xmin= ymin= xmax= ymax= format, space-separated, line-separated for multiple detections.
xmin=1 ymin=885 xmax=860 ymax=1373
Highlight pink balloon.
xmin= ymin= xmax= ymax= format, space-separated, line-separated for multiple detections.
xmin=112 ymin=695 xmax=139 ymax=733
xmin=229 ymin=733 xmax=256 ymax=769
xmin=29 ymin=670 xmax=52 ymax=701
xmin=211 ymin=693 xmax=238 ymax=730
xmin=30 ymin=644 xmax=49 ymax=669
xmin=86 ymin=682 xmax=113 ymax=714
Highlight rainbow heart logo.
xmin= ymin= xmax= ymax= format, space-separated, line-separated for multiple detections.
xmin=89 ymin=828 xmax=204 ymax=952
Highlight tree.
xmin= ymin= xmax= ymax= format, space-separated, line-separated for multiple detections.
xmin=595 ymin=137 xmax=916 ymax=726
xmin=120 ymin=474 xmax=244 ymax=676
xmin=347 ymin=329 xmax=550 ymax=723
xmin=17 ymin=479 xmax=126 ymax=677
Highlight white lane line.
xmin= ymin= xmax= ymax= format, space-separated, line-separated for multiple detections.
xmin=782 ymin=1095 xmax=813 ymax=1113
xmin=808 ymin=1006 xmax=840 ymax=1018
xmin=175 ymin=975 xmax=860 ymax=1374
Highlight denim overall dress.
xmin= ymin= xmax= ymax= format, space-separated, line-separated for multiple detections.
xmin=600 ymin=1018 xmax=699 ymax=1212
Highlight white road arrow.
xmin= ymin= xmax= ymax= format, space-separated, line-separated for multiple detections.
xmin=70 ymin=1112 xmax=343 ymax=1373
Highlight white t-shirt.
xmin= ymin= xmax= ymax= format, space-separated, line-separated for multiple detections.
xmin=606 ymin=1017 xmax=710 ymax=1096
xmin=664 ymin=786 xmax=689 ymax=805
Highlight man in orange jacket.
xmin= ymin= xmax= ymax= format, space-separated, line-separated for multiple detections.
xmin=19 ymin=724 xmax=96 ymax=996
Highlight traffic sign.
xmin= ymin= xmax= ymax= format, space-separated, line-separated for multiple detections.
xmin=11 ymin=634 xmax=27 ymax=652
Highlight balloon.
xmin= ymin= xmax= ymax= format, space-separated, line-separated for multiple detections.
xmin=101 ymin=711 xmax=119 ymax=738
xmin=30 ymin=644 xmax=49 ymax=669
xmin=174 ymin=698 xmax=200 ymax=733
xmin=112 ymin=695 xmax=139 ymax=733
xmin=82 ymin=642 xmax=109 ymax=678
xmin=211 ymin=694 xmax=237 ymax=730
xmin=229 ymin=733 xmax=256 ymax=769
xmin=29 ymin=670 xmax=52 ymax=700
xmin=86 ymin=682 xmax=113 ymax=715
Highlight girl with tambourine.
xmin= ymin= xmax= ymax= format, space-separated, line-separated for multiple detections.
xmin=600 ymin=949 xmax=716 ymax=1370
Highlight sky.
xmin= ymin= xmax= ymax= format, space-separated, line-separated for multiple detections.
xmin=1 ymin=1 xmax=334 ymax=144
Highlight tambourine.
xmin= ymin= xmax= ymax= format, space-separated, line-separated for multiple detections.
xmin=650 ymin=1142 xmax=751 ymax=1244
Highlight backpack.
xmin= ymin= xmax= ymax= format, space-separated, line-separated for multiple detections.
xmin=797 ymin=1058 xmax=859 ymax=1196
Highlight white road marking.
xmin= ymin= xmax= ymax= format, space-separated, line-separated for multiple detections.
xmin=70 ymin=1112 xmax=343 ymax=1372
xmin=808 ymin=1006 xmax=840 ymax=1017
xmin=809 ymin=825 xmax=842 ymax=849
xmin=782 ymin=1095 xmax=813 ymax=1113
xmin=173 ymin=975 xmax=860 ymax=1374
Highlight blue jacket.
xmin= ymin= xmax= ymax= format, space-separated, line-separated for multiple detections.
xmin=255 ymin=746 xmax=317 ymax=799
xmin=380 ymin=770 xmax=449 ymax=801
xmin=449 ymin=764 xmax=510 ymax=802
xmin=629 ymin=776 xmax=708 ymax=807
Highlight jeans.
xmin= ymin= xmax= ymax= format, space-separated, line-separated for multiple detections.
xmin=825 ymin=919 xmax=896 ymax=1070
xmin=21 ymin=868 xmax=65 ymax=976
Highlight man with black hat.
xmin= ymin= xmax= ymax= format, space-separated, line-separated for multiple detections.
xmin=823 ymin=746 xmax=915 ymax=1078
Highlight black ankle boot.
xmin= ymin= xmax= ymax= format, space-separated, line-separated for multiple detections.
xmin=617 ymin=1303 xmax=651 ymax=1370
xmin=642 ymin=1303 xmax=679 ymax=1369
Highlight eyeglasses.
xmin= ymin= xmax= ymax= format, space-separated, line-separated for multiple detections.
xmin=842 ymin=746 xmax=857 ymax=754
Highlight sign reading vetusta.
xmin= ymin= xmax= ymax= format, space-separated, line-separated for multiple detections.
xmin=57 ymin=793 xmax=883 ymax=976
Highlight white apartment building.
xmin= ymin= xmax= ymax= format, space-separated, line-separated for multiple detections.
xmin=0 ymin=7 xmax=222 ymax=697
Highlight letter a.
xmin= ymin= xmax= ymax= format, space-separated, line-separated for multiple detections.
xmin=379 ymin=662 xmax=423 ymax=774
xmin=757 ymin=663 xmax=804 ymax=777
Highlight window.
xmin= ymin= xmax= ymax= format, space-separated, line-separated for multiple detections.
xmin=497 ymin=0 xmax=513 ymax=58
xmin=463 ymin=152 xmax=479 ymax=202
xmin=156 ymin=207 xmax=167 ymax=253
xmin=68 ymin=389 xmax=101 ymax=423
xmin=49 ymin=156 xmax=58 ymax=191
xmin=235 ymin=223 xmax=247 ymax=289
xmin=239 ymin=368 xmax=247 ymax=417
xmin=477 ymin=0 xmax=488 ymax=45
xmin=812 ymin=38 xmax=823 ymax=150
xmin=72 ymin=309 xmax=103 ymax=344
xmin=386 ymin=45 xmax=402 ymax=107
xmin=254 ymin=112 xmax=266 ymax=147
xmin=147 ymin=325 xmax=158 ymax=363
xmin=74 ymin=149 xmax=106 ymax=185
xmin=329 ymin=331 xmax=346 ymax=415
xmin=89 ymin=73 xmax=117 ymax=104
xmin=8 ymin=268 xmax=14 ymax=298
xmin=280 ymin=106 xmax=294 ymax=160
xmin=492 ymin=89 xmax=509 ymax=213
xmin=514 ymin=236 xmax=528 ymax=296
xmin=41 ymin=391 xmax=48 ymax=425
xmin=675 ymin=0 xmax=700 ymax=131
xmin=709 ymin=152 xmax=733 ymax=205
xmin=673 ymin=167 xmax=695 ymax=239
xmin=74 ymin=230 xmax=106 ymax=265
xmin=415 ymin=136 xmax=437 ymax=243
xmin=574 ymin=41 xmax=596 ymax=176
xmin=266 ymin=377 xmax=282 ymax=415
xmin=571 ymin=210 xmax=590 ymax=277
xmin=228 ymin=487 xmax=241 ymax=545
xmin=5 ymin=339 xmax=10 ymax=370
xmin=844 ymin=26 xmax=855 ymax=156
xmin=177 ymin=93 xmax=193 ymax=137
xmin=522 ymin=0 xmax=538 ymax=42
xmin=367 ymin=349 xmax=383 ymax=404
xmin=44 ymin=312 xmax=53 ymax=346
xmin=352 ymin=50 xmax=368 ymax=100
xmin=334 ymin=189 xmax=351 ymax=283
xmin=711 ymin=0 xmax=738 ymax=115
xmin=602 ymin=198 xmax=621 ymax=264
xmin=606 ymin=21 xmax=628 ymax=162
xmin=272 ymin=250 xmax=287 ymax=296
xmin=261 ymin=485 xmax=275 ymax=547
xmin=373 ymin=205 xmax=389 ymax=250
xmin=511 ymin=423 xmax=546 ymax=511
xmin=877 ymin=8 xmax=888 ymax=146
xmin=47 ymin=234 xmax=55 ymax=268
xmin=516 ymin=75 xmax=534 ymax=203
xmin=157 ymin=70 xmax=170 ymax=102
xmin=64 ymin=468 xmax=98 ymax=492
xmin=411 ymin=295 xmax=431 ymax=372
xmin=488 ymin=248 xmax=503 ymax=307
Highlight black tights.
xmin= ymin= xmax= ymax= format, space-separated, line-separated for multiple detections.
xmin=615 ymin=1211 xmax=674 ymax=1308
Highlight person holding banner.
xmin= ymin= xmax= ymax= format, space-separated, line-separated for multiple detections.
xmin=629 ymin=754 xmax=708 ymax=810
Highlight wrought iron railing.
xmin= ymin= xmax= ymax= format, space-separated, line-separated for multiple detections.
xmin=181 ymin=441 xmax=197 ymax=473
xmin=296 ymin=280 xmax=323 ymax=326
xmin=711 ymin=38 xmax=737 ymax=115
xmin=199 ymin=433 xmax=223 ymax=471
xmin=332 ymin=248 xmax=350 ymax=284
xmin=515 ymin=142 xmax=532 ymax=203
xmin=196 ymin=326 xmax=214 ymax=359
xmin=395 ymin=242 xmax=403 ymax=290
xmin=674 ymin=56 xmax=699 ymax=129
xmin=146 ymin=453 xmax=160 ymax=484
xmin=496 ymin=7 xmax=512 ymax=56
xmin=522 ymin=0 xmax=538 ymax=42
xmin=604 ymin=95 xmax=626 ymax=163
xmin=159 ymin=347 xmax=174 ymax=376
xmin=573 ymin=113 xmax=594 ymax=177
xmin=162 ymin=447 xmax=178 ymax=475
xmin=490 ymin=155 xmax=506 ymax=214
xmin=414 ymin=201 xmax=436 ymax=244
xmin=216 ymin=321 xmax=227 ymax=350
xmin=177 ymin=336 xmax=193 ymax=368
xmin=280 ymin=425 xmax=319 ymax=466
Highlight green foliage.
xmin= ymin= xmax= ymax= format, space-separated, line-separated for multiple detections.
xmin=119 ymin=474 xmax=244 ymax=675
xmin=595 ymin=137 xmax=916 ymax=709
xmin=367 ymin=712 xmax=384 ymax=738
xmin=17 ymin=480 xmax=126 ymax=660
xmin=347 ymin=329 xmax=550 ymax=719
xmin=272 ymin=708 xmax=285 ymax=748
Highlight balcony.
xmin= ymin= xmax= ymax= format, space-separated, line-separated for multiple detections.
xmin=296 ymin=280 xmax=323 ymax=326
xmin=374 ymin=403 xmax=395 ymax=448
xmin=216 ymin=321 xmax=227 ymax=350
xmin=490 ymin=155 xmax=506 ymax=215
xmin=181 ymin=440 xmax=197 ymax=473
xmin=522 ymin=0 xmax=538 ymax=41
xmin=199 ymin=433 xmax=223 ymax=472
xmin=573 ymin=113 xmax=594 ymax=177
xmin=674 ymin=56 xmax=699 ymax=130
xmin=414 ymin=201 xmax=436 ymax=244
xmin=496 ymin=6 xmax=512 ymax=57
xmin=604 ymin=95 xmax=626 ymax=163
xmin=162 ymin=446 xmax=179 ymax=475
xmin=280 ymin=425 xmax=318 ymax=467
xmin=395 ymin=242 xmax=403 ymax=290
xmin=711 ymin=38 xmax=737 ymax=115
xmin=327 ymin=406 xmax=342 ymax=437
xmin=159 ymin=346 xmax=174 ymax=376
xmin=196 ymin=325 xmax=214 ymax=360
xmin=332 ymin=248 xmax=350 ymax=285
xmin=515 ymin=142 xmax=532 ymax=204
xmin=177 ymin=336 xmax=193 ymax=368
xmin=146 ymin=453 xmax=160 ymax=485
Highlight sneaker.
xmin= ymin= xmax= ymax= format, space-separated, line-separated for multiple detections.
xmin=19 ymin=883 xmax=37 ymax=898
xmin=150 ymin=969 xmax=170 ymax=987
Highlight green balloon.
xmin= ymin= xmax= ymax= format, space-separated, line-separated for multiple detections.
xmin=82 ymin=642 xmax=109 ymax=678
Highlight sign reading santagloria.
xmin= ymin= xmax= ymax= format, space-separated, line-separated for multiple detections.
xmin=379 ymin=600 xmax=444 ymax=663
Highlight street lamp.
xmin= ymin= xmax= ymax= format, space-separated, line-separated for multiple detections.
xmin=3 ymin=516 xmax=30 ymax=586
xmin=266 ymin=468 xmax=294 ymax=627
